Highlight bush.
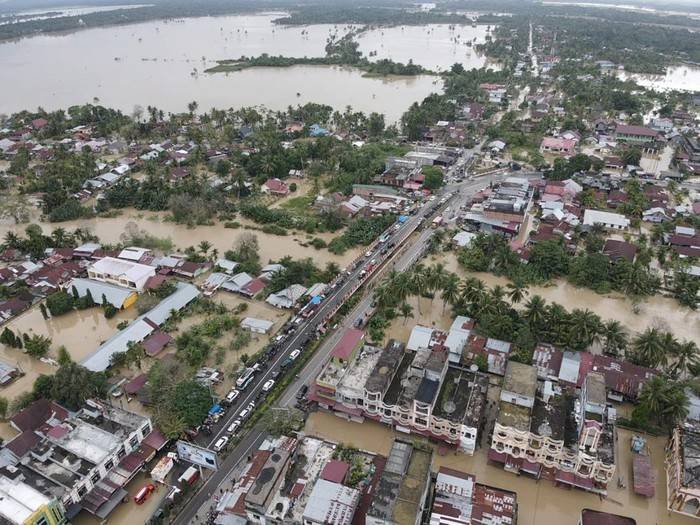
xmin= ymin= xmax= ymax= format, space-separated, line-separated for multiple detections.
xmin=24 ymin=335 xmax=51 ymax=358
xmin=289 ymin=182 xmax=297 ymax=192
xmin=103 ymin=304 xmax=118 ymax=319
xmin=261 ymin=224 xmax=288 ymax=236
xmin=224 ymin=221 xmax=241 ymax=229
xmin=310 ymin=238 xmax=327 ymax=249
xmin=46 ymin=291 xmax=74 ymax=316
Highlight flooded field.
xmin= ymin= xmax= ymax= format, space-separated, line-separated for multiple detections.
xmin=0 ymin=12 xmax=442 ymax=121
xmin=0 ymin=209 xmax=365 ymax=269
xmin=357 ymin=24 xmax=495 ymax=71
xmin=435 ymin=252 xmax=700 ymax=342
xmin=618 ymin=65 xmax=700 ymax=92
xmin=0 ymin=306 xmax=136 ymax=402
xmin=305 ymin=411 xmax=697 ymax=525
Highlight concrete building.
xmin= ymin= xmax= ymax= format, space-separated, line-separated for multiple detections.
xmin=302 ymin=479 xmax=360 ymax=525
xmin=428 ymin=467 xmax=517 ymax=525
xmin=583 ymin=209 xmax=630 ymax=230
xmin=87 ymin=257 xmax=155 ymax=291
xmin=366 ymin=440 xmax=432 ymax=525
xmin=3 ymin=399 xmax=162 ymax=521
xmin=490 ymin=362 xmax=616 ymax=494
xmin=666 ymin=421 xmax=700 ymax=518
xmin=0 ymin=473 xmax=68 ymax=525
xmin=68 ymin=278 xmax=138 ymax=309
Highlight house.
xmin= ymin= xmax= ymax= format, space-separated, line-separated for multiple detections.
xmin=602 ymin=239 xmax=637 ymax=263
xmin=642 ymin=207 xmax=671 ymax=223
xmin=580 ymin=509 xmax=636 ymax=525
xmin=583 ymin=209 xmax=630 ymax=230
xmin=266 ymin=284 xmax=307 ymax=309
xmin=540 ymin=137 xmax=576 ymax=157
xmin=261 ymin=178 xmax=290 ymax=196
xmin=309 ymin=124 xmax=329 ymax=137
xmin=0 ymin=297 xmax=31 ymax=322
xmin=615 ymin=124 xmax=660 ymax=144
xmin=68 ymin=278 xmax=138 ymax=309
xmin=241 ymin=317 xmax=274 ymax=334
xmin=453 ymin=231 xmax=476 ymax=248
xmin=117 ymin=247 xmax=150 ymax=263
xmin=488 ymin=140 xmax=506 ymax=155
xmin=88 ymin=257 xmax=155 ymax=291
xmin=651 ymin=117 xmax=673 ymax=133
xmin=173 ymin=261 xmax=210 ymax=279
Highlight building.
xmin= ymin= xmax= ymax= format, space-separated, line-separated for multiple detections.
xmin=540 ymin=137 xmax=577 ymax=157
xmin=261 ymin=178 xmax=290 ymax=196
xmin=266 ymin=284 xmax=307 ymax=309
xmin=302 ymin=479 xmax=360 ymax=525
xmin=614 ymin=124 xmax=660 ymax=144
xmin=244 ymin=439 xmax=296 ymax=522
xmin=428 ymin=467 xmax=517 ymax=525
xmin=68 ymin=278 xmax=138 ymax=309
xmin=311 ymin=331 xmax=489 ymax=455
xmin=366 ymin=440 xmax=432 ymax=525
xmin=583 ymin=209 xmax=630 ymax=230
xmin=0 ymin=474 xmax=68 ymax=525
xmin=490 ymin=362 xmax=616 ymax=494
xmin=241 ymin=317 xmax=274 ymax=334
xmin=87 ymin=257 xmax=155 ymax=291
xmin=3 ymin=399 xmax=162 ymax=521
xmin=666 ymin=421 xmax=700 ymax=518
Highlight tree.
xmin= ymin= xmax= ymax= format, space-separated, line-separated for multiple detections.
xmin=46 ymin=291 xmax=74 ymax=316
xmin=0 ymin=328 xmax=17 ymax=348
xmin=506 ymin=281 xmax=528 ymax=305
xmin=422 ymin=166 xmax=444 ymax=190
xmin=400 ymin=302 xmax=414 ymax=325
xmin=631 ymin=328 xmax=666 ymax=368
xmin=56 ymin=346 xmax=72 ymax=366
xmin=24 ymin=335 xmax=51 ymax=358
xmin=567 ymin=309 xmax=603 ymax=351
xmin=638 ymin=376 xmax=688 ymax=430
xmin=602 ymin=320 xmax=628 ymax=357
xmin=441 ymin=274 xmax=460 ymax=313
xmin=0 ymin=397 xmax=7 ymax=420
xmin=39 ymin=303 xmax=48 ymax=320
xmin=171 ymin=380 xmax=211 ymax=428
xmin=32 ymin=363 xmax=108 ymax=410
xmin=103 ymin=303 xmax=117 ymax=319
xmin=669 ymin=340 xmax=699 ymax=379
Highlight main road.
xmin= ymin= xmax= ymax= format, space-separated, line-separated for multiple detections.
xmin=171 ymin=168 xmax=515 ymax=525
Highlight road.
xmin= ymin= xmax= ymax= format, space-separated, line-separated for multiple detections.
xmin=171 ymin=169 xmax=511 ymax=525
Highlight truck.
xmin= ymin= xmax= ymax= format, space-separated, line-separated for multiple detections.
xmin=150 ymin=454 xmax=176 ymax=484
xmin=432 ymin=215 xmax=444 ymax=229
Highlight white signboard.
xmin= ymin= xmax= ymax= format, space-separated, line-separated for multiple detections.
xmin=176 ymin=440 xmax=218 ymax=470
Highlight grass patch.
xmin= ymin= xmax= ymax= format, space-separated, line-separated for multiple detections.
xmin=280 ymin=194 xmax=316 ymax=214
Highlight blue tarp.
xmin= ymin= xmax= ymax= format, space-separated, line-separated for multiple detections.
xmin=310 ymin=296 xmax=322 ymax=305
xmin=209 ymin=404 xmax=223 ymax=416
xmin=398 ymin=215 xmax=408 ymax=223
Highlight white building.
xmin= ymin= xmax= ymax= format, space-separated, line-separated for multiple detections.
xmin=88 ymin=257 xmax=155 ymax=291
xmin=583 ymin=209 xmax=630 ymax=230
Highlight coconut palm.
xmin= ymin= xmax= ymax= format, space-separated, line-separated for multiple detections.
xmin=400 ymin=302 xmax=414 ymax=325
xmin=410 ymin=265 xmax=428 ymax=314
xmin=459 ymin=277 xmax=486 ymax=306
xmin=506 ymin=281 xmax=528 ymax=305
xmin=602 ymin=320 xmax=628 ymax=357
xmin=568 ymin=308 xmax=603 ymax=351
xmin=2 ymin=231 xmax=20 ymax=250
xmin=631 ymin=328 xmax=666 ymax=368
xmin=523 ymin=294 xmax=547 ymax=335
xmin=669 ymin=340 xmax=699 ymax=379
xmin=638 ymin=375 xmax=669 ymax=415
xmin=441 ymin=274 xmax=460 ymax=313
xmin=490 ymin=284 xmax=506 ymax=302
xmin=198 ymin=240 xmax=212 ymax=255
xmin=427 ymin=263 xmax=448 ymax=301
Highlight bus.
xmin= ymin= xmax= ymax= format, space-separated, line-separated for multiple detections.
xmin=235 ymin=367 xmax=255 ymax=390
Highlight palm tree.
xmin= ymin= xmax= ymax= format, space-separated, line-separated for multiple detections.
xmin=426 ymin=263 xmax=447 ymax=302
xmin=568 ymin=309 xmax=603 ymax=351
xmin=2 ymin=231 xmax=20 ymax=250
xmin=638 ymin=375 xmax=668 ymax=415
xmin=459 ymin=277 xmax=486 ymax=305
xmin=506 ymin=281 xmax=528 ymax=305
xmin=490 ymin=285 xmax=506 ymax=302
xmin=51 ymin=227 xmax=68 ymax=247
xmin=410 ymin=265 xmax=428 ymax=314
xmin=669 ymin=340 xmax=699 ymax=379
xmin=400 ymin=302 xmax=414 ymax=325
xmin=441 ymin=274 xmax=460 ymax=313
xmin=198 ymin=240 xmax=212 ymax=255
xmin=523 ymin=294 xmax=547 ymax=332
xmin=632 ymin=328 xmax=666 ymax=368
xmin=602 ymin=320 xmax=628 ymax=357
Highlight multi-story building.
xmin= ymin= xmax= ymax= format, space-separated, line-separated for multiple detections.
xmin=490 ymin=362 xmax=616 ymax=494
xmin=0 ymin=473 xmax=68 ymax=525
xmin=2 ymin=399 xmax=164 ymax=521
xmin=666 ymin=421 xmax=700 ymax=518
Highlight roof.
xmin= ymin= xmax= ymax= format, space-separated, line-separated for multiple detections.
xmin=0 ymin=474 xmax=51 ymax=524
xmin=69 ymin=278 xmax=136 ymax=308
xmin=603 ymin=239 xmax=637 ymax=262
xmin=142 ymin=331 xmax=172 ymax=356
xmin=302 ymin=479 xmax=359 ymax=525
xmin=124 ymin=374 xmax=148 ymax=395
xmin=331 ymin=328 xmax=364 ymax=361
xmin=581 ymin=509 xmax=636 ymax=525
xmin=89 ymin=256 xmax=154 ymax=283
xmin=82 ymin=319 xmax=154 ymax=372
xmin=241 ymin=317 xmax=274 ymax=332
xmin=5 ymin=430 xmax=41 ymax=458
xmin=320 ymin=460 xmax=350 ymax=484
xmin=541 ymin=137 xmax=576 ymax=150
xmin=583 ymin=209 xmax=630 ymax=228
xmin=407 ymin=325 xmax=433 ymax=351
xmin=10 ymin=399 xmax=68 ymax=432
xmin=502 ymin=362 xmax=537 ymax=398
xmin=615 ymin=124 xmax=658 ymax=138
xmin=117 ymin=247 xmax=150 ymax=261
xmin=143 ymin=282 xmax=200 ymax=326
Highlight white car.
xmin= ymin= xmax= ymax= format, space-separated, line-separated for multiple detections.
xmin=225 ymin=389 xmax=240 ymax=404
xmin=227 ymin=419 xmax=242 ymax=434
xmin=213 ymin=436 xmax=229 ymax=451
xmin=365 ymin=250 xmax=373 ymax=258
xmin=289 ymin=349 xmax=301 ymax=361
xmin=262 ymin=379 xmax=275 ymax=392
xmin=246 ymin=401 xmax=255 ymax=412
xmin=238 ymin=408 xmax=250 ymax=420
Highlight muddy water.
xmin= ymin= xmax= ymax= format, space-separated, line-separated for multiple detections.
xmin=0 ymin=306 xmax=136 ymax=402
xmin=0 ymin=13 xmax=440 ymax=122
xmin=357 ymin=24 xmax=496 ymax=71
xmin=0 ymin=209 xmax=365 ymax=269
xmin=435 ymin=252 xmax=700 ymax=342
xmin=618 ymin=65 xmax=700 ymax=92
xmin=305 ymin=411 xmax=697 ymax=525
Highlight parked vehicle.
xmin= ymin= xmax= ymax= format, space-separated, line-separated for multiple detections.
xmin=296 ymin=384 xmax=309 ymax=400
xmin=213 ymin=436 xmax=229 ymax=452
xmin=238 ymin=407 xmax=251 ymax=420
xmin=224 ymin=389 xmax=240 ymax=405
xmin=134 ymin=484 xmax=156 ymax=505
xmin=227 ymin=419 xmax=242 ymax=434
xmin=236 ymin=368 xmax=255 ymax=390
xmin=262 ymin=379 xmax=275 ymax=392
xmin=289 ymin=349 xmax=301 ymax=361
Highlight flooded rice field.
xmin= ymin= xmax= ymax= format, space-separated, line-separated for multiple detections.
xmin=436 ymin=252 xmax=700 ymax=342
xmin=305 ymin=411 xmax=697 ymax=525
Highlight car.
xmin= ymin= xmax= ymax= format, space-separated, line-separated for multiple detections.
xmin=262 ymin=379 xmax=275 ymax=392
xmin=296 ymin=384 xmax=309 ymax=400
xmin=224 ymin=389 xmax=240 ymax=404
xmin=280 ymin=357 xmax=293 ymax=369
xmin=213 ymin=436 xmax=229 ymax=451
xmin=227 ymin=419 xmax=242 ymax=434
xmin=289 ymin=349 xmax=301 ymax=361
xmin=271 ymin=369 xmax=281 ymax=380
xmin=365 ymin=250 xmax=373 ymax=258
xmin=134 ymin=484 xmax=156 ymax=504
xmin=246 ymin=401 xmax=255 ymax=412
xmin=238 ymin=408 xmax=250 ymax=420
xmin=252 ymin=362 xmax=263 ymax=372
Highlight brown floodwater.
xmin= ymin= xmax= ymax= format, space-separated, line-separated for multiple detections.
xmin=436 ymin=253 xmax=700 ymax=342
xmin=618 ymin=65 xmax=700 ymax=93
xmin=305 ymin=411 xmax=697 ymax=525
xmin=0 ymin=13 xmax=444 ymax=122
xmin=0 ymin=306 xmax=136 ymax=402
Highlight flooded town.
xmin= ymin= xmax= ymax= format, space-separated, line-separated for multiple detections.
xmin=0 ymin=0 xmax=699 ymax=525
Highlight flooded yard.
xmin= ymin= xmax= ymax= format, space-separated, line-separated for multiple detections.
xmin=305 ymin=411 xmax=697 ymax=525
xmin=0 ymin=305 xmax=136 ymax=402
xmin=434 ymin=252 xmax=700 ymax=342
